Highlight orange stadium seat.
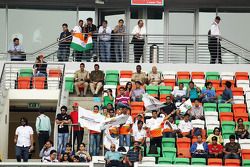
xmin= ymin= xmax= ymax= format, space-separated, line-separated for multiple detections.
xmin=177 ymin=71 xmax=190 ymax=80
xmin=216 ymin=87 xmax=224 ymax=97
xmin=120 ymin=70 xmax=133 ymax=78
xmin=235 ymin=72 xmax=249 ymax=80
xmin=208 ymin=158 xmax=223 ymax=166
xmin=160 ymin=94 xmax=170 ymax=102
xmin=18 ymin=77 xmax=31 ymax=89
xmin=49 ymin=69 xmax=62 ymax=77
xmin=242 ymin=149 xmax=250 ymax=160
xmin=220 ymin=112 xmax=233 ymax=121
xmin=163 ymin=79 xmax=176 ymax=89
xmin=222 ymin=80 xmax=235 ymax=88
xmin=130 ymin=102 xmax=144 ymax=111
xmin=177 ymin=138 xmax=191 ymax=150
xmin=232 ymin=87 xmax=244 ymax=96
xmin=207 ymin=80 xmax=220 ymax=88
xmin=191 ymin=138 xmax=206 ymax=144
xmin=234 ymin=112 xmax=249 ymax=122
xmin=177 ymin=148 xmax=191 ymax=158
xmin=225 ymin=159 xmax=240 ymax=166
xmin=32 ymin=77 xmax=46 ymax=89
xmin=191 ymin=72 xmax=205 ymax=79
xmin=233 ymin=104 xmax=247 ymax=114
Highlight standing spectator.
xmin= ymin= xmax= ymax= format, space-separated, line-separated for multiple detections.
xmin=42 ymin=150 xmax=58 ymax=163
xmin=206 ymin=127 xmax=223 ymax=144
xmin=33 ymin=54 xmax=47 ymax=77
xmin=224 ymin=135 xmax=241 ymax=159
xmin=36 ymin=111 xmax=51 ymax=151
xmin=56 ymin=105 xmax=71 ymax=154
xmin=220 ymin=81 xmax=233 ymax=103
xmin=8 ymin=37 xmax=26 ymax=61
xmin=75 ymin=143 xmax=91 ymax=162
xmin=98 ymin=20 xmax=112 ymax=62
xmin=72 ymin=20 xmax=84 ymax=62
xmin=14 ymin=117 xmax=34 ymax=162
xmin=70 ymin=102 xmax=84 ymax=151
xmin=89 ymin=64 xmax=105 ymax=97
xmin=178 ymin=113 xmax=193 ymax=138
xmin=208 ymin=16 xmax=222 ymax=64
xmin=163 ymin=116 xmax=178 ymax=138
xmin=171 ymin=83 xmax=186 ymax=102
xmin=132 ymin=114 xmax=145 ymax=132
xmin=132 ymin=120 xmax=146 ymax=145
xmin=235 ymin=118 xmax=249 ymax=139
xmin=57 ymin=23 xmax=72 ymax=62
xmin=188 ymin=99 xmax=204 ymax=120
xmin=84 ymin=17 xmax=97 ymax=62
xmin=132 ymin=20 xmax=146 ymax=63
xmin=131 ymin=65 xmax=147 ymax=85
xmin=208 ymin=136 xmax=223 ymax=158
xmin=102 ymin=89 xmax=114 ymax=107
xmin=190 ymin=135 xmax=208 ymax=158
xmin=119 ymin=107 xmax=133 ymax=147
xmin=131 ymin=81 xmax=145 ymax=102
xmin=125 ymin=142 xmax=142 ymax=167
xmin=113 ymin=19 xmax=126 ymax=62
xmin=116 ymin=87 xmax=130 ymax=109
xmin=148 ymin=66 xmax=164 ymax=86
xmin=200 ymin=82 xmax=217 ymax=103
xmin=89 ymin=105 xmax=101 ymax=156
xmin=39 ymin=140 xmax=55 ymax=160
xmin=187 ymin=81 xmax=201 ymax=102
xmin=104 ymin=144 xmax=123 ymax=167
xmin=74 ymin=63 xmax=89 ymax=97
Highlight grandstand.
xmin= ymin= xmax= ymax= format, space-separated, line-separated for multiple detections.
xmin=1 ymin=0 xmax=250 ymax=167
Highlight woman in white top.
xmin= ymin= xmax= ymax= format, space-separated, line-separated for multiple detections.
xmin=132 ymin=20 xmax=146 ymax=63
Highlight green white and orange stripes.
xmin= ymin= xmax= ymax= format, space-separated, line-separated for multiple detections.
xmin=70 ymin=33 xmax=93 ymax=51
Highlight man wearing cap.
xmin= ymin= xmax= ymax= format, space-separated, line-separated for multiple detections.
xmin=89 ymin=64 xmax=105 ymax=97
xmin=70 ymin=102 xmax=84 ymax=151
xmin=208 ymin=16 xmax=222 ymax=64
xmin=131 ymin=65 xmax=147 ymax=85
xmin=74 ymin=63 xmax=89 ymax=96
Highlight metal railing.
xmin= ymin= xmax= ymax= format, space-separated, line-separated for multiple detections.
xmin=1 ymin=34 xmax=250 ymax=64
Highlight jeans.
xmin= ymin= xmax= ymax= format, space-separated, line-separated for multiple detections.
xmin=192 ymin=153 xmax=208 ymax=158
xmin=90 ymin=134 xmax=101 ymax=156
xmin=57 ymin=47 xmax=70 ymax=61
xmin=224 ymin=153 xmax=240 ymax=159
xmin=16 ymin=146 xmax=29 ymax=162
xmin=99 ymin=40 xmax=111 ymax=62
xmin=57 ymin=133 xmax=69 ymax=154
xmin=201 ymin=97 xmax=216 ymax=103
xmin=119 ymin=134 xmax=131 ymax=147
xmin=38 ymin=131 xmax=49 ymax=151
xmin=114 ymin=41 xmax=123 ymax=62
xmin=116 ymin=102 xmax=129 ymax=109
xmin=71 ymin=130 xmax=84 ymax=151
xmin=163 ymin=132 xmax=176 ymax=138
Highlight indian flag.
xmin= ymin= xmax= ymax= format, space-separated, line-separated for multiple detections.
xmin=70 ymin=33 xmax=93 ymax=51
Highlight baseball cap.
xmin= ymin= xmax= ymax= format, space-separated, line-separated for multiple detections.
xmin=72 ymin=102 xmax=79 ymax=107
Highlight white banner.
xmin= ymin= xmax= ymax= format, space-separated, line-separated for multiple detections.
xmin=179 ymin=99 xmax=192 ymax=114
xmin=101 ymin=114 xmax=129 ymax=130
xmin=142 ymin=93 xmax=166 ymax=111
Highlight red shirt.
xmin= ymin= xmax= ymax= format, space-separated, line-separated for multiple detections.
xmin=208 ymin=144 xmax=223 ymax=154
xmin=70 ymin=111 xmax=83 ymax=131
xmin=89 ymin=130 xmax=101 ymax=134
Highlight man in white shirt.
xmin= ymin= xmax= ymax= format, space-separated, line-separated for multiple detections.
xmin=39 ymin=140 xmax=56 ymax=160
xmin=119 ymin=107 xmax=133 ymax=147
xmin=42 ymin=150 xmax=58 ymax=163
xmin=132 ymin=120 xmax=146 ymax=146
xmin=163 ymin=116 xmax=178 ymax=138
xmin=178 ymin=113 xmax=193 ymax=138
xmin=208 ymin=16 xmax=222 ymax=64
xmin=171 ymin=83 xmax=187 ymax=102
xmin=14 ymin=117 xmax=34 ymax=162
xmin=98 ymin=20 xmax=112 ymax=62
xmin=8 ymin=38 xmax=26 ymax=61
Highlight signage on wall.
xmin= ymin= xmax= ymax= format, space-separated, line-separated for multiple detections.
xmin=131 ymin=0 xmax=164 ymax=6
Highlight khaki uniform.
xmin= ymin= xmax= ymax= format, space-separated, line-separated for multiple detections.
xmin=89 ymin=70 xmax=105 ymax=95
xmin=131 ymin=72 xmax=147 ymax=84
xmin=74 ymin=70 xmax=89 ymax=95
xmin=148 ymin=72 xmax=164 ymax=86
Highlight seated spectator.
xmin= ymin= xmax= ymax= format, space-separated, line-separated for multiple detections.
xmin=200 ymin=82 xmax=217 ymax=103
xmin=42 ymin=150 xmax=58 ymax=163
xmin=208 ymin=136 xmax=223 ymax=158
xmin=160 ymin=96 xmax=179 ymax=119
xmin=102 ymin=89 xmax=114 ymax=107
xmin=190 ymin=135 xmax=208 ymax=158
xmin=125 ymin=82 xmax=133 ymax=97
xmin=148 ymin=66 xmax=164 ymax=86
xmin=60 ymin=153 xmax=72 ymax=162
xmin=33 ymin=55 xmax=47 ymax=77
xmin=219 ymin=81 xmax=233 ymax=103
xmin=224 ymin=135 xmax=241 ymax=159
xmin=125 ymin=142 xmax=143 ymax=167
xmin=177 ymin=113 xmax=193 ymax=138
xmin=73 ymin=155 xmax=80 ymax=163
xmin=8 ymin=37 xmax=26 ymax=61
xmin=171 ymin=83 xmax=186 ymax=102
xmin=107 ymin=103 xmax=114 ymax=111
xmin=75 ymin=143 xmax=91 ymax=162
xmin=132 ymin=120 xmax=146 ymax=146
xmin=187 ymin=81 xmax=201 ymax=102
xmin=163 ymin=116 xmax=178 ymax=138
xmin=235 ymin=118 xmax=249 ymax=139
xmin=119 ymin=107 xmax=133 ymax=147
xmin=206 ymin=127 xmax=223 ymax=144
xmin=61 ymin=143 xmax=74 ymax=159
xmin=89 ymin=64 xmax=105 ymax=97
xmin=39 ymin=140 xmax=56 ymax=160
xmin=131 ymin=81 xmax=145 ymax=102
xmin=74 ymin=63 xmax=89 ymax=97
xmin=131 ymin=65 xmax=147 ymax=85
xmin=116 ymin=87 xmax=130 ymax=109
xmin=104 ymin=144 xmax=123 ymax=167
xmin=188 ymin=99 xmax=204 ymax=120
xmin=132 ymin=114 xmax=145 ymax=132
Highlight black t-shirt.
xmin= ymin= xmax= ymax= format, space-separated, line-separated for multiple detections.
xmin=161 ymin=102 xmax=177 ymax=117
xmin=59 ymin=30 xmax=72 ymax=48
xmin=84 ymin=24 xmax=97 ymax=40
xmin=56 ymin=113 xmax=71 ymax=133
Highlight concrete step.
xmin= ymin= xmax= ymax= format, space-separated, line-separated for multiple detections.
xmin=69 ymin=97 xmax=102 ymax=110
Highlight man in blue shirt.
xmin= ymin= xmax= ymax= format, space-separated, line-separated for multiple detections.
xmin=200 ymin=82 xmax=217 ymax=103
xmin=187 ymin=81 xmax=201 ymax=102
xmin=104 ymin=144 xmax=123 ymax=167
xmin=220 ymin=81 xmax=233 ymax=103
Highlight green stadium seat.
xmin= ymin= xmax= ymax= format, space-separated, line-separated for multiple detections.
xmin=65 ymin=77 xmax=74 ymax=93
xmin=222 ymin=132 xmax=235 ymax=139
xmin=162 ymin=147 xmax=176 ymax=159
xmin=222 ymin=121 xmax=236 ymax=132
xmin=174 ymin=158 xmax=190 ymax=165
xmin=19 ymin=68 xmax=33 ymax=77
xmin=146 ymin=85 xmax=159 ymax=95
xmin=243 ymin=160 xmax=250 ymax=166
xmin=206 ymin=72 xmax=220 ymax=80
xmin=175 ymin=120 xmax=180 ymax=126
xmin=159 ymin=86 xmax=172 ymax=95
xmin=178 ymin=79 xmax=190 ymax=87
xmin=106 ymin=70 xmax=119 ymax=75
xmin=191 ymin=158 xmax=206 ymax=165
xmin=158 ymin=157 xmax=173 ymax=164
xmin=218 ymin=103 xmax=232 ymax=112
xmin=146 ymin=146 xmax=161 ymax=157
xmin=162 ymin=138 xmax=175 ymax=148
xmin=105 ymin=75 xmax=119 ymax=81
xmin=105 ymin=77 xmax=119 ymax=85
xmin=207 ymin=129 xmax=214 ymax=136
xmin=203 ymin=103 xmax=217 ymax=112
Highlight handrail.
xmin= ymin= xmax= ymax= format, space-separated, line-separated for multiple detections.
xmin=221 ymin=36 xmax=250 ymax=54
xmin=221 ymin=46 xmax=250 ymax=62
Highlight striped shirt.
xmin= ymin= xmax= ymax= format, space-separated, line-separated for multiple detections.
xmin=36 ymin=114 xmax=51 ymax=135
xmin=116 ymin=94 xmax=130 ymax=104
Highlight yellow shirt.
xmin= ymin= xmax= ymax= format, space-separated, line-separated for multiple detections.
xmin=206 ymin=134 xmax=223 ymax=144
xmin=74 ymin=70 xmax=89 ymax=81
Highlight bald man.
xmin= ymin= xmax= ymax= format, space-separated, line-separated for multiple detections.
xmin=148 ymin=66 xmax=164 ymax=86
xmin=104 ymin=144 xmax=123 ymax=167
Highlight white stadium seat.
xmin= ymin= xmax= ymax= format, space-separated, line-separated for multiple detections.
xmin=233 ymin=96 xmax=245 ymax=104
xmin=162 ymin=71 xmax=176 ymax=79
xmin=191 ymin=119 xmax=205 ymax=129
xmin=220 ymin=72 xmax=234 ymax=80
